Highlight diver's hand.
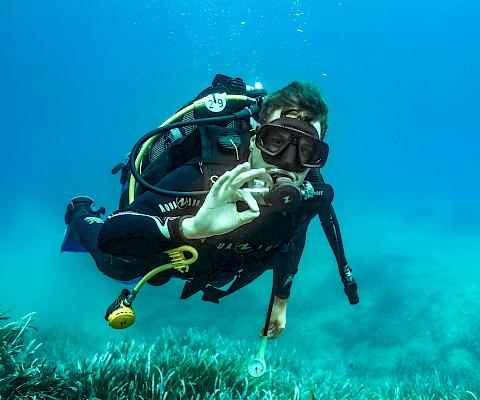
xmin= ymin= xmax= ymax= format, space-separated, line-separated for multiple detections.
xmin=181 ymin=162 xmax=267 ymax=240
xmin=260 ymin=296 xmax=287 ymax=339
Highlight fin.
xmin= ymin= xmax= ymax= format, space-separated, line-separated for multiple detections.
xmin=60 ymin=226 xmax=87 ymax=253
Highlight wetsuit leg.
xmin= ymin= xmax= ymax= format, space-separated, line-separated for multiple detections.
xmin=69 ymin=214 xmax=171 ymax=285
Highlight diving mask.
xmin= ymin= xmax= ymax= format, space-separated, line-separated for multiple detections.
xmin=255 ymin=117 xmax=329 ymax=173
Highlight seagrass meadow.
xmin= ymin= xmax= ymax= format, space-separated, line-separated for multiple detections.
xmin=1 ymin=311 xmax=479 ymax=399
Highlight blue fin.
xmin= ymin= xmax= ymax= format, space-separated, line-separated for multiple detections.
xmin=61 ymin=226 xmax=87 ymax=253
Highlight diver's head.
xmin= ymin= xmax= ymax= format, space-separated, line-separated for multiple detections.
xmin=248 ymin=81 xmax=329 ymax=186
xmin=257 ymin=80 xmax=328 ymax=139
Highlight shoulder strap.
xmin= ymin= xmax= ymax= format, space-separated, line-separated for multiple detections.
xmin=308 ymin=169 xmax=359 ymax=304
xmin=317 ymin=203 xmax=359 ymax=304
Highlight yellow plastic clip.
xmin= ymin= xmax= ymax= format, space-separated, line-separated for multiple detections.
xmin=164 ymin=245 xmax=198 ymax=273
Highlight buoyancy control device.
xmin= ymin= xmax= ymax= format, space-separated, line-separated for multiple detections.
xmin=111 ymin=74 xmax=359 ymax=305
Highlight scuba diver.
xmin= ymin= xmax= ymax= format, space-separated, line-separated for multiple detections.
xmin=62 ymin=74 xmax=358 ymax=342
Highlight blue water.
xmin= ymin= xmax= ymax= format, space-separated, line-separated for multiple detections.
xmin=2 ymin=0 xmax=479 ymax=384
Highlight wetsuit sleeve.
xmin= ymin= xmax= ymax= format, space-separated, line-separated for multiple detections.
xmin=273 ymin=230 xmax=307 ymax=299
xmin=98 ymin=164 xmax=204 ymax=257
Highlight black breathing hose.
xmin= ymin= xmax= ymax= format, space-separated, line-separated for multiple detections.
xmin=128 ymin=106 xmax=259 ymax=198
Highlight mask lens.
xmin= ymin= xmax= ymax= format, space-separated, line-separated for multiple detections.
xmin=298 ymin=137 xmax=317 ymax=163
xmin=258 ymin=126 xmax=291 ymax=154
xmin=298 ymin=136 xmax=328 ymax=167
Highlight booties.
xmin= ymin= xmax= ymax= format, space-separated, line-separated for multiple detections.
xmin=65 ymin=196 xmax=105 ymax=224
xmin=61 ymin=196 xmax=106 ymax=253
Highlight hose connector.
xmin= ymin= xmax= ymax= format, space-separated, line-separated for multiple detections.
xmin=164 ymin=245 xmax=199 ymax=273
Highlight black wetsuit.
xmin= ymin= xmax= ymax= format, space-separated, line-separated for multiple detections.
xmin=73 ymin=164 xmax=318 ymax=301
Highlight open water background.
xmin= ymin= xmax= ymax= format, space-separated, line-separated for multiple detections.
xmin=2 ymin=0 xmax=479 ymax=384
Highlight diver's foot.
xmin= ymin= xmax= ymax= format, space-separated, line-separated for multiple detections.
xmin=65 ymin=196 xmax=106 ymax=225
xmin=62 ymin=196 xmax=105 ymax=253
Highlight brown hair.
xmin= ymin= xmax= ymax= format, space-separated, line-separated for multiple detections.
xmin=258 ymin=81 xmax=328 ymax=139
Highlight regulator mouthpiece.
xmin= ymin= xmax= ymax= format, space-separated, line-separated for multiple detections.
xmin=105 ymin=289 xmax=136 ymax=329
xmin=264 ymin=176 xmax=302 ymax=212
xmin=248 ymin=168 xmax=335 ymax=211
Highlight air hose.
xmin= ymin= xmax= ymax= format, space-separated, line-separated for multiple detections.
xmin=128 ymin=95 xmax=259 ymax=203
xmin=106 ymin=245 xmax=198 ymax=329
xmin=248 ymin=278 xmax=276 ymax=377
